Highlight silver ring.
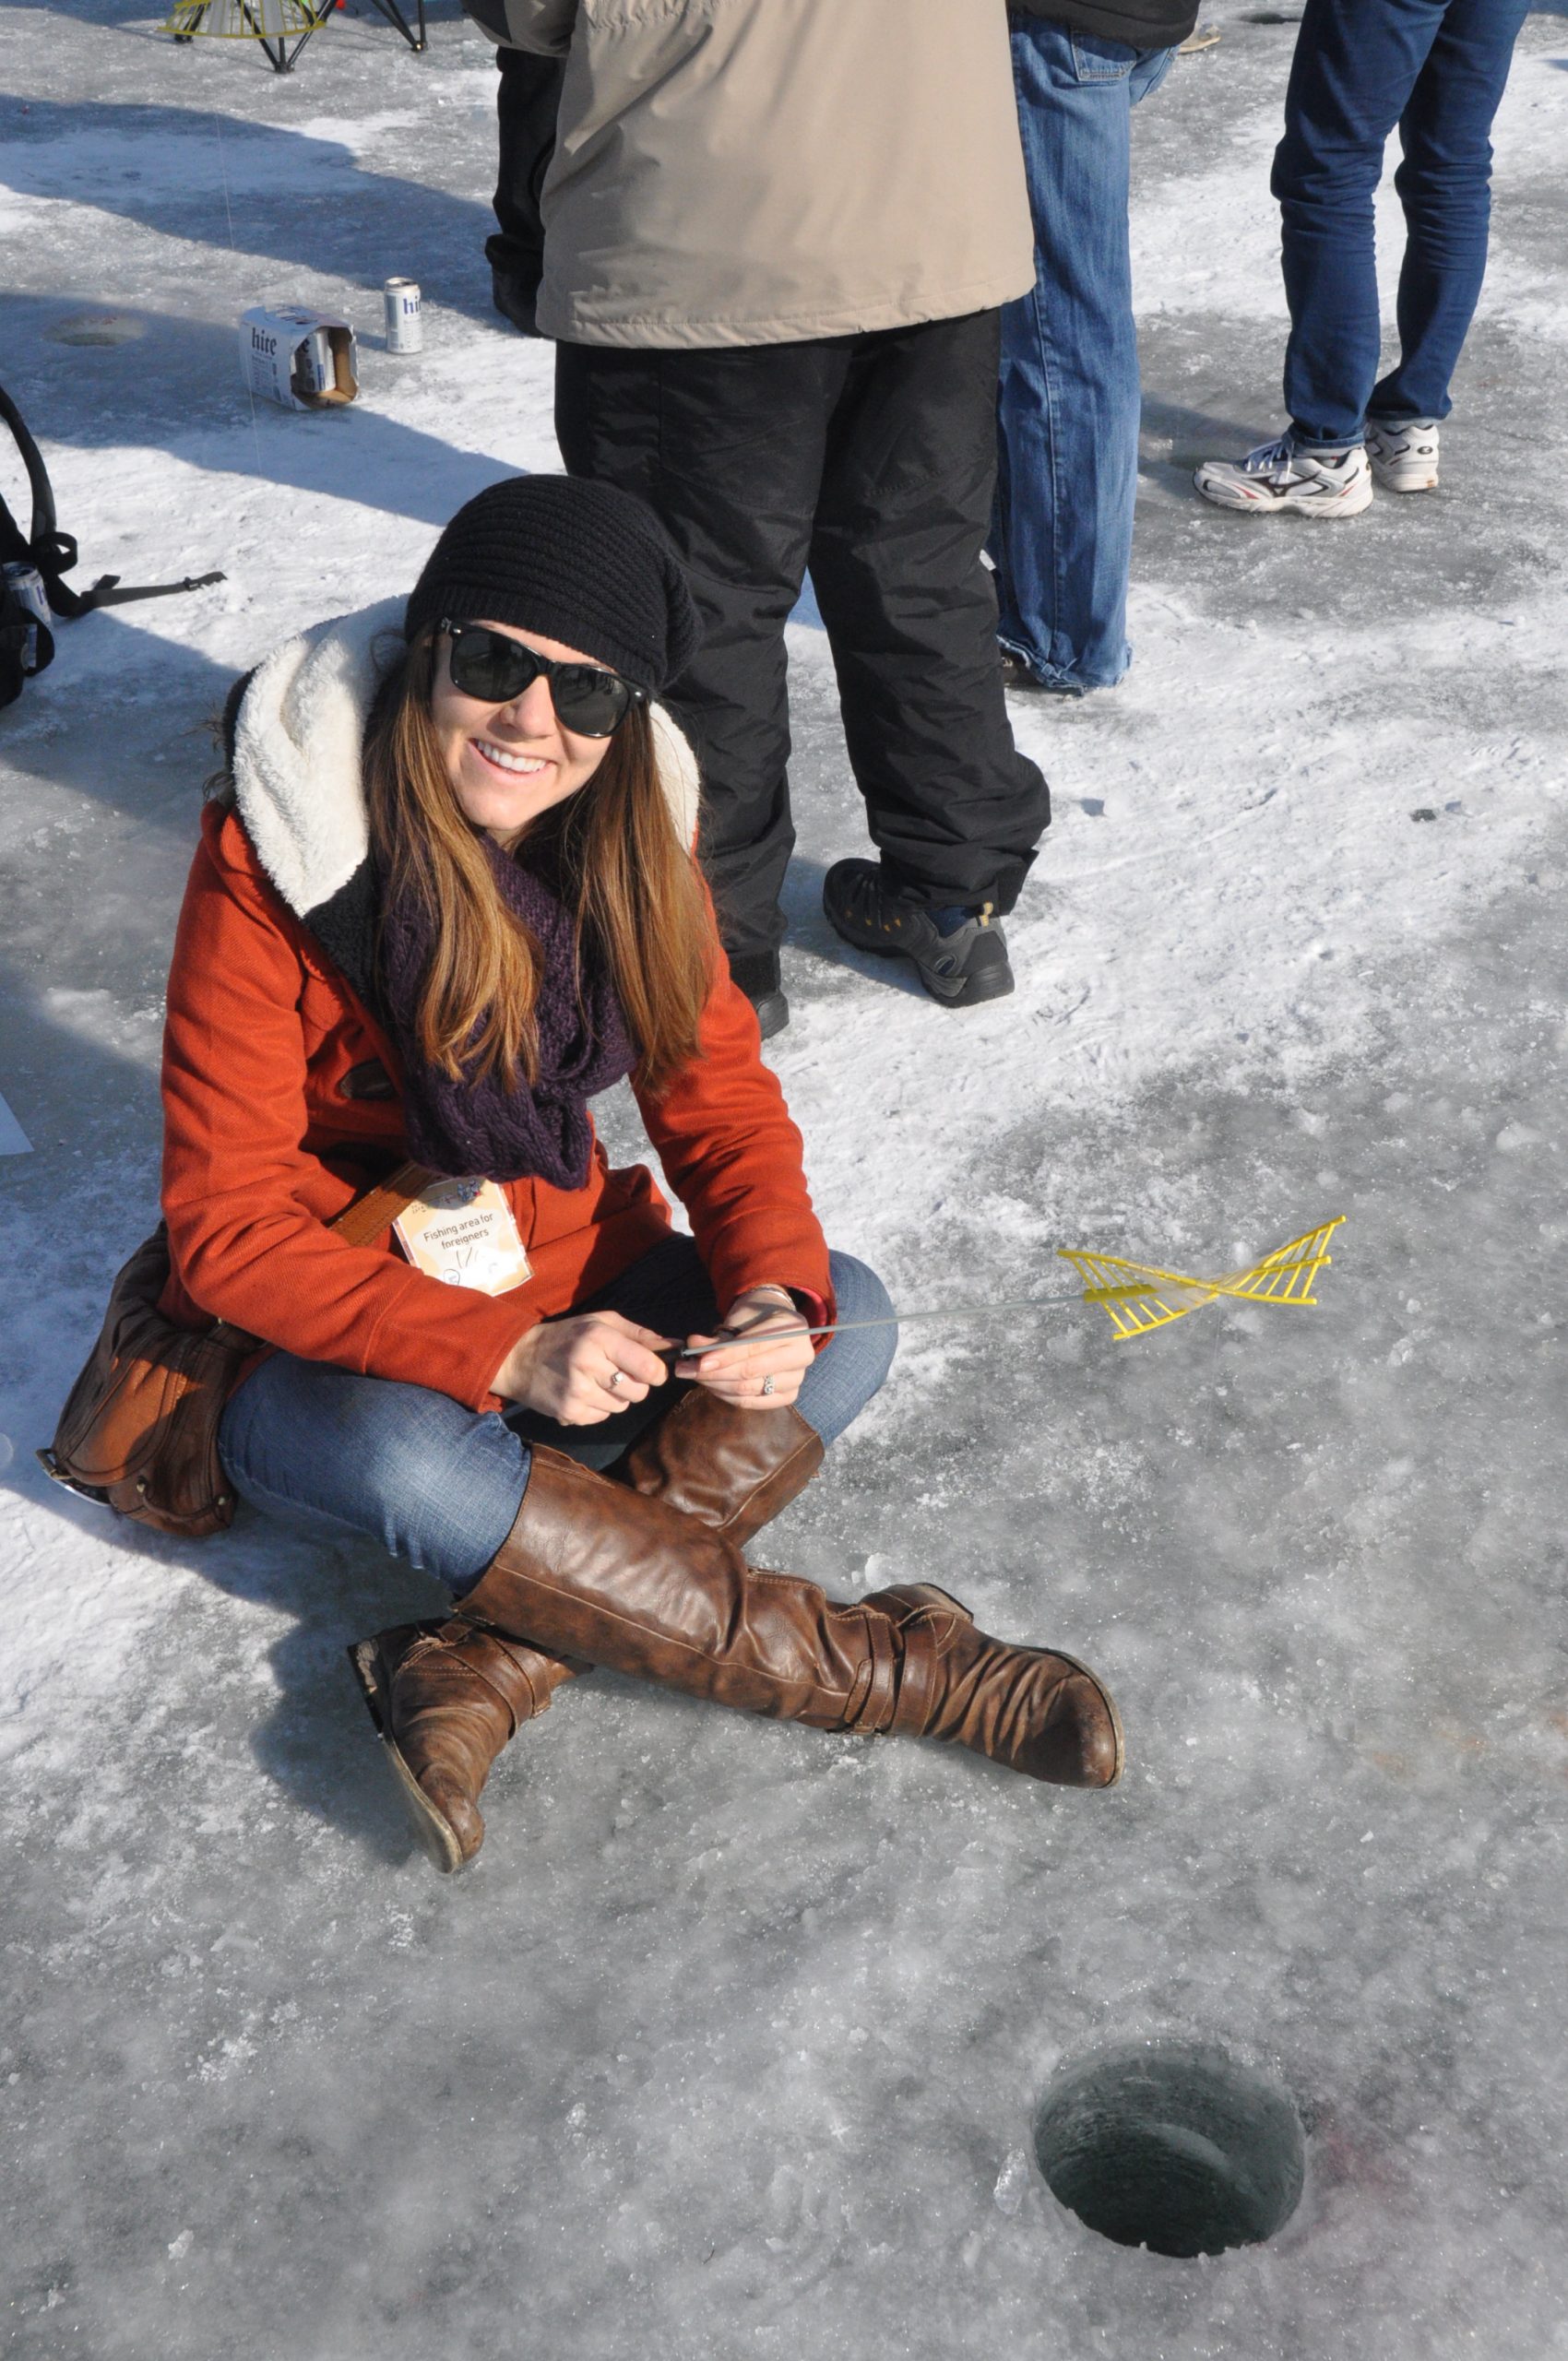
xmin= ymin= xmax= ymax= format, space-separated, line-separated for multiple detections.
xmin=606 ymin=1368 xmax=623 ymax=1393
xmin=760 ymin=1375 xmax=776 ymax=1396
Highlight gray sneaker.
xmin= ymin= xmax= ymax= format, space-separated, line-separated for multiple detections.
xmin=823 ymin=859 xmax=1014 ymax=1007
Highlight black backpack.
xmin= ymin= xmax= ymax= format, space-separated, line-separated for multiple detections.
xmin=1 ymin=378 xmax=225 ymax=711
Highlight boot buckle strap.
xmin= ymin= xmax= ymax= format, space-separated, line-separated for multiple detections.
xmin=857 ymin=1611 xmax=901 ymax=1736
xmin=887 ymin=1614 xmax=942 ymax=1737
xmin=446 ymin=1619 xmax=542 ymax=1732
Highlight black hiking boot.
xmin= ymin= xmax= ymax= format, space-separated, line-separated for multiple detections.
xmin=727 ymin=948 xmax=790 ymax=1041
xmin=822 ymin=859 xmax=1014 ymax=1009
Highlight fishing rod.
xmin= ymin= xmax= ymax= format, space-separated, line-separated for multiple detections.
xmin=652 ymin=1216 xmax=1344 ymax=1363
xmin=657 ymin=1289 xmax=1087 ymax=1367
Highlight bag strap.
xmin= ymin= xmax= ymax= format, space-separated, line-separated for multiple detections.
xmin=206 ymin=1161 xmax=431 ymax=1350
xmin=327 ymin=1158 xmax=430 ymax=1248
xmin=0 ymin=380 xmax=54 ymax=573
xmin=0 ymin=377 xmax=226 ymax=620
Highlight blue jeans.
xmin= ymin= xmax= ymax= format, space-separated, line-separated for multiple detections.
xmin=218 ymin=1239 xmax=896 ymax=1596
xmin=992 ymin=18 xmax=1175 ymax=694
xmin=1273 ymin=0 xmax=1528 ymax=449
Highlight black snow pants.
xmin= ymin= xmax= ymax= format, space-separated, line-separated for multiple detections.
xmin=554 ymin=313 xmax=1051 ymax=969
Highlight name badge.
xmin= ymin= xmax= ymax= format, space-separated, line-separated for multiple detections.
xmin=392 ymin=1176 xmax=533 ymax=1297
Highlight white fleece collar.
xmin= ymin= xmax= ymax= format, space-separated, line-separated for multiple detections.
xmin=231 ymin=600 xmax=702 ymax=920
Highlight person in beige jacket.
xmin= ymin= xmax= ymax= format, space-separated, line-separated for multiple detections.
xmin=466 ymin=0 xmax=1052 ymax=1033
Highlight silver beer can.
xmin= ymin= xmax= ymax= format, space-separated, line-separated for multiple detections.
xmin=293 ymin=326 xmax=334 ymax=397
xmin=2 ymin=562 xmax=51 ymax=675
xmin=384 ymin=277 xmax=422 ymax=355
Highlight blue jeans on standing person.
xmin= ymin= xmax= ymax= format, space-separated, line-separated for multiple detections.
xmin=1273 ymin=0 xmax=1529 ymax=450
xmin=991 ymin=17 xmax=1175 ymax=695
xmin=218 ymin=1238 xmax=897 ymax=1596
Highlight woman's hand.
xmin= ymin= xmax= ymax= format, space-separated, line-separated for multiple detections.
xmin=493 ymin=1312 xmax=672 ymax=1424
xmin=677 ymin=1286 xmax=814 ymax=1411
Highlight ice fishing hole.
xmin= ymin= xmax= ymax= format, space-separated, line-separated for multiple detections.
xmin=48 ymin=312 xmax=148 ymax=347
xmin=1034 ymin=2042 xmax=1304 ymax=2260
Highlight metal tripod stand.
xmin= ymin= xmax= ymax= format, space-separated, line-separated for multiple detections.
xmin=169 ymin=0 xmax=426 ymax=75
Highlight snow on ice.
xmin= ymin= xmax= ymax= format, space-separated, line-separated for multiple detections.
xmin=2 ymin=4 xmax=1567 ymax=2356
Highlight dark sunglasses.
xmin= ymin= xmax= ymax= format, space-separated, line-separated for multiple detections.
xmin=438 ymin=617 xmax=647 ymax=738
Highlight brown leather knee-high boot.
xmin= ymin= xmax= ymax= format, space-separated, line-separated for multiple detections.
xmin=459 ymin=1447 xmax=1123 ymax=1788
xmin=612 ymin=1388 xmax=824 ymax=1545
xmin=350 ymin=1394 xmax=826 ymax=1870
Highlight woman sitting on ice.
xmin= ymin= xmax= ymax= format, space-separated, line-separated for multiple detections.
xmin=159 ymin=475 xmax=1123 ymax=1871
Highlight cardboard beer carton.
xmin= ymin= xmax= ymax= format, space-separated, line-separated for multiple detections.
xmin=240 ymin=305 xmax=359 ymax=411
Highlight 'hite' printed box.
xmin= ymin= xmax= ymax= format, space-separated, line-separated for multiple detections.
xmin=240 ymin=306 xmax=359 ymax=411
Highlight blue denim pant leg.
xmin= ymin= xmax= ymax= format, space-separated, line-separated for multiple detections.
xmin=219 ymin=1356 xmax=530 ymax=1595
xmin=992 ymin=18 xmax=1174 ymax=693
xmin=218 ymin=1240 xmax=897 ymax=1593
xmin=504 ymin=1234 xmax=896 ymax=1464
xmin=1272 ymin=0 xmax=1526 ymax=447
xmin=573 ymin=1234 xmax=897 ymax=1450
xmin=795 ymin=1249 xmax=897 ymax=1447
xmin=1374 ymin=0 xmax=1529 ymax=423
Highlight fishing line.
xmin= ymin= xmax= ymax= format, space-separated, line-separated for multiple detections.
xmin=664 ymin=1290 xmax=1099 ymax=1366
xmin=214 ymin=109 xmax=267 ymax=479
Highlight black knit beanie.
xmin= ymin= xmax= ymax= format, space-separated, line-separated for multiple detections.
xmin=404 ymin=474 xmax=701 ymax=695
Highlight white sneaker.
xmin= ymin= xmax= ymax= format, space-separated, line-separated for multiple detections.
xmin=1365 ymin=415 xmax=1440 ymax=493
xmin=1194 ymin=435 xmax=1373 ymax=519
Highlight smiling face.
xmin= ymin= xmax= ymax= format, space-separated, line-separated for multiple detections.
xmin=429 ymin=619 xmax=615 ymax=853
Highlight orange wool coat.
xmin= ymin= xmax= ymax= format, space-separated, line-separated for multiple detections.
xmin=158 ymin=797 xmax=833 ymax=1412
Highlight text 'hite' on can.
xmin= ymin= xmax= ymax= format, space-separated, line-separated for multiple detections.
xmin=385 ymin=278 xmax=422 ymax=354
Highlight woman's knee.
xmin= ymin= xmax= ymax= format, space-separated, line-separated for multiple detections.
xmin=821 ymin=1249 xmax=898 ymax=1405
xmin=220 ymin=1355 xmax=522 ymax=1574
xmin=828 ymin=1249 xmax=895 ymax=1331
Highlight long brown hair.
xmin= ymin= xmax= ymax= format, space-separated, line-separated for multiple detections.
xmin=363 ymin=629 xmax=713 ymax=1097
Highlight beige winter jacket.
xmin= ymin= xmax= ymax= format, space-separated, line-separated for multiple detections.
xmin=464 ymin=0 xmax=1035 ymax=350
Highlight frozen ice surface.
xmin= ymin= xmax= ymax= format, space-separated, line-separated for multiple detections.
xmin=3 ymin=4 xmax=1568 ymax=2355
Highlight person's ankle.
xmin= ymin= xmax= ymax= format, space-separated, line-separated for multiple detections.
xmin=726 ymin=946 xmax=777 ymax=989
xmin=1289 ymin=426 xmax=1362 ymax=457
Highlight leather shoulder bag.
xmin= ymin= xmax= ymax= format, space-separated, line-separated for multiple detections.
xmin=39 ymin=1164 xmax=425 ymax=1540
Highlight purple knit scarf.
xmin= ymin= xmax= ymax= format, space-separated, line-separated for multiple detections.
xmin=376 ymin=834 xmax=636 ymax=1189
